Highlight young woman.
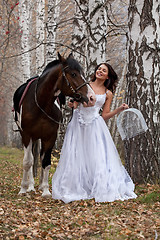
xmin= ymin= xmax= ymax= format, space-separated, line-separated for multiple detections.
xmin=52 ymin=63 xmax=137 ymax=203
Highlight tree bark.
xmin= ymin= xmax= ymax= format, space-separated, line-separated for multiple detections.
xmin=86 ymin=0 xmax=107 ymax=77
xmin=35 ymin=0 xmax=46 ymax=74
xmin=72 ymin=0 xmax=107 ymax=77
xmin=46 ymin=0 xmax=59 ymax=64
xmin=18 ymin=0 xmax=32 ymax=80
xmin=71 ymin=0 xmax=89 ymax=72
xmin=125 ymin=0 xmax=160 ymax=183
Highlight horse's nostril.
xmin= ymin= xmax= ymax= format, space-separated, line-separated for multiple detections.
xmin=90 ymin=96 xmax=93 ymax=101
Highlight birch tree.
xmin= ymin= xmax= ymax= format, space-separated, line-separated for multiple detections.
xmin=72 ymin=0 xmax=107 ymax=77
xmin=72 ymin=0 xmax=88 ymax=69
xmin=18 ymin=1 xmax=32 ymax=81
xmin=125 ymin=0 xmax=160 ymax=183
xmin=86 ymin=0 xmax=107 ymax=76
xmin=35 ymin=0 xmax=46 ymax=74
xmin=46 ymin=0 xmax=60 ymax=64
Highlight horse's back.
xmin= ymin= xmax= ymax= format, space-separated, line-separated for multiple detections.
xmin=13 ymin=59 xmax=62 ymax=112
xmin=13 ymin=76 xmax=39 ymax=113
xmin=13 ymin=83 xmax=27 ymax=113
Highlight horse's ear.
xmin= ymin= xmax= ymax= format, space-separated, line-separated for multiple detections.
xmin=68 ymin=52 xmax=74 ymax=59
xmin=58 ymin=52 xmax=65 ymax=63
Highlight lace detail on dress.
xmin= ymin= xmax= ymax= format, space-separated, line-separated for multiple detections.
xmin=75 ymin=94 xmax=106 ymax=125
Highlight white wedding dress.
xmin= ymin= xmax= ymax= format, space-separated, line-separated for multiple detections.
xmin=52 ymin=94 xmax=137 ymax=203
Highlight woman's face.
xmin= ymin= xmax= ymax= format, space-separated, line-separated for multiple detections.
xmin=96 ymin=64 xmax=109 ymax=82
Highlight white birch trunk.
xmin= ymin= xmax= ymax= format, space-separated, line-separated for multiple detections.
xmin=35 ymin=0 xmax=45 ymax=74
xmin=46 ymin=0 xmax=60 ymax=64
xmin=86 ymin=0 xmax=107 ymax=77
xmin=18 ymin=1 xmax=31 ymax=81
xmin=125 ymin=0 xmax=160 ymax=182
xmin=72 ymin=0 xmax=107 ymax=77
xmin=71 ymin=0 xmax=88 ymax=73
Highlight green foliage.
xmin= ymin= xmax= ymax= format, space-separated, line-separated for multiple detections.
xmin=138 ymin=191 xmax=160 ymax=204
xmin=0 ymin=146 xmax=23 ymax=166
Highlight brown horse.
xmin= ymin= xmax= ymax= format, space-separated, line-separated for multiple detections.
xmin=13 ymin=53 xmax=96 ymax=197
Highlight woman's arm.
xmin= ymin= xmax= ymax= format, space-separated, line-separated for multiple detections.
xmin=102 ymin=90 xmax=129 ymax=120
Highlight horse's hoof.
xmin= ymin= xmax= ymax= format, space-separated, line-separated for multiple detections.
xmin=42 ymin=190 xmax=51 ymax=198
xmin=27 ymin=186 xmax=36 ymax=192
xmin=18 ymin=189 xmax=27 ymax=194
xmin=38 ymin=185 xmax=43 ymax=191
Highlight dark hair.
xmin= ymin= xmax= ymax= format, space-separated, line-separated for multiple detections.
xmin=91 ymin=63 xmax=118 ymax=93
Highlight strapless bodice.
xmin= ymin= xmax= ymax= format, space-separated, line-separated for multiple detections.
xmin=74 ymin=94 xmax=106 ymax=125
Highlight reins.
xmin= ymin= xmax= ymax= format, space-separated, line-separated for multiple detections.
xmin=34 ymin=77 xmax=63 ymax=125
xmin=34 ymin=65 xmax=90 ymax=125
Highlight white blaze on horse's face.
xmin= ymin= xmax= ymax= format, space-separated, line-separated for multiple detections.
xmin=81 ymin=74 xmax=96 ymax=107
xmin=86 ymin=84 xmax=96 ymax=107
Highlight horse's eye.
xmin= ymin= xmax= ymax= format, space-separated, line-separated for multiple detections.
xmin=71 ymin=72 xmax=76 ymax=78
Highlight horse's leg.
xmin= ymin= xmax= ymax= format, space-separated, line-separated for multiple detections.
xmin=39 ymin=148 xmax=52 ymax=197
xmin=32 ymin=139 xmax=41 ymax=177
xmin=39 ymin=151 xmax=45 ymax=190
xmin=19 ymin=139 xmax=35 ymax=194
xmin=27 ymin=165 xmax=36 ymax=192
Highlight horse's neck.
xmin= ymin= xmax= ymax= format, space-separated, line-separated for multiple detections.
xmin=37 ymin=66 xmax=61 ymax=106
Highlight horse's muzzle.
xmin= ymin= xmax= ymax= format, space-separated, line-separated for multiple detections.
xmin=73 ymin=84 xmax=96 ymax=106
xmin=73 ymin=93 xmax=84 ymax=102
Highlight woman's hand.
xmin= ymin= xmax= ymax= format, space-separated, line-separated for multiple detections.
xmin=68 ymin=100 xmax=79 ymax=109
xmin=68 ymin=100 xmax=74 ymax=108
xmin=118 ymin=103 xmax=129 ymax=112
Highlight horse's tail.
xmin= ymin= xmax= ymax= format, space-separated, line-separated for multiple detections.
xmin=32 ymin=139 xmax=41 ymax=177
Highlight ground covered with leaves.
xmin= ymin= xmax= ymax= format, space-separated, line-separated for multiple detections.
xmin=0 ymin=147 xmax=159 ymax=240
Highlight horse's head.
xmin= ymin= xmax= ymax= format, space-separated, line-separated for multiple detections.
xmin=57 ymin=53 xmax=96 ymax=106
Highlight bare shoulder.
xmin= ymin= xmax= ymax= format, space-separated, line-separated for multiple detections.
xmin=103 ymin=90 xmax=113 ymax=110
xmin=106 ymin=90 xmax=113 ymax=98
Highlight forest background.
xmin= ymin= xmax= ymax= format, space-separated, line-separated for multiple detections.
xmin=0 ymin=1 xmax=159 ymax=239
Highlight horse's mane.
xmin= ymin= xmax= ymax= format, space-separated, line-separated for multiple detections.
xmin=41 ymin=57 xmax=83 ymax=78
xmin=66 ymin=57 xmax=83 ymax=73
xmin=40 ymin=57 xmax=84 ymax=84
xmin=40 ymin=60 xmax=60 ymax=77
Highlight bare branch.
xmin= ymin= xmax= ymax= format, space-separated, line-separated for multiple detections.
xmin=0 ymin=40 xmax=87 ymax=60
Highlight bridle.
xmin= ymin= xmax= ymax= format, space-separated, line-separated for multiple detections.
xmin=62 ymin=65 xmax=90 ymax=101
xmin=34 ymin=65 xmax=90 ymax=124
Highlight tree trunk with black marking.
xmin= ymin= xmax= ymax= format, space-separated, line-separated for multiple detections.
xmin=72 ymin=0 xmax=107 ymax=77
xmin=46 ymin=0 xmax=59 ymax=64
xmin=125 ymin=0 xmax=160 ymax=183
